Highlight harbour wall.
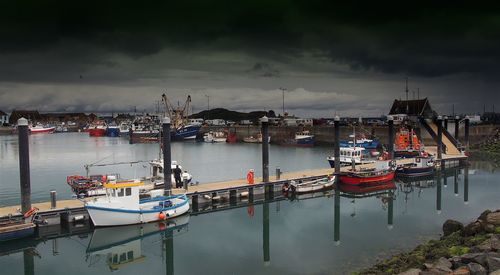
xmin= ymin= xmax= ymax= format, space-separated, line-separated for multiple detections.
xmin=202 ymin=124 xmax=498 ymax=146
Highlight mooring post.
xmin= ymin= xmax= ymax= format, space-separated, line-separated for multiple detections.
xmin=162 ymin=117 xmax=172 ymax=194
xmin=263 ymin=202 xmax=270 ymax=266
xmin=23 ymin=250 xmax=34 ymax=275
xmin=443 ymin=116 xmax=448 ymax=131
xmin=261 ymin=116 xmax=269 ymax=183
xmin=464 ymin=166 xmax=469 ymax=204
xmin=334 ymin=190 xmax=340 ymax=245
xmin=443 ymin=168 xmax=448 ymax=187
xmin=464 ymin=116 xmax=470 ymax=152
xmin=50 ymin=190 xmax=57 ymax=209
xmin=163 ymin=230 xmax=174 ymax=275
xmin=275 ymin=166 xmax=281 ymax=180
xmin=191 ymin=194 xmax=199 ymax=212
xmin=129 ymin=128 xmax=133 ymax=144
xmin=436 ymin=170 xmax=442 ymax=214
xmin=454 ymin=116 xmax=460 ymax=140
xmin=387 ymin=116 xmax=394 ymax=160
xmin=437 ymin=116 xmax=443 ymax=160
xmin=334 ymin=116 xmax=340 ymax=178
xmin=18 ymin=117 xmax=31 ymax=214
xmin=454 ymin=169 xmax=459 ymax=196
xmin=388 ymin=190 xmax=394 ymax=230
xmin=229 ymin=189 xmax=237 ymax=206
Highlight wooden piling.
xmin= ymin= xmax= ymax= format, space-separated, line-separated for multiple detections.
xmin=18 ymin=117 xmax=31 ymax=214
xmin=162 ymin=117 xmax=172 ymax=194
xmin=437 ymin=116 xmax=443 ymax=160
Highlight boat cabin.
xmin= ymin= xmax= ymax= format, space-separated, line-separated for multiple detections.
xmin=103 ymin=181 xmax=144 ymax=205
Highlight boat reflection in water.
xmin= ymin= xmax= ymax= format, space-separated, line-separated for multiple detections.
xmin=334 ymin=181 xmax=396 ymax=243
xmin=86 ymin=215 xmax=189 ymax=272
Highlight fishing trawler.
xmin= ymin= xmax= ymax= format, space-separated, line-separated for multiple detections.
xmin=339 ymin=160 xmax=396 ymax=185
xmin=29 ymin=123 xmax=55 ymax=134
xmin=161 ymin=94 xmax=201 ymax=141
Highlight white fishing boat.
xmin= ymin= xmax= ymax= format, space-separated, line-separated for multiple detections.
xmin=203 ymin=131 xmax=227 ymax=143
xmin=283 ymin=175 xmax=335 ymax=194
xmin=85 ymin=181 xmax=190 ymax=226
xmin=327 ymin=146 xmax=376 ymax=167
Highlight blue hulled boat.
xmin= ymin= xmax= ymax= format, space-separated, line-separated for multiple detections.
xmin=171 ymin=124 xmax=201 ymax=141
xmin=106 ymin=124 xmax=120 ymax=137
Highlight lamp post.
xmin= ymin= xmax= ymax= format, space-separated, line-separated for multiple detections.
xmin=279 ymin=87 xmax=286 ymax=116
xmin=205 ymin=95 xmax=210 ymax=120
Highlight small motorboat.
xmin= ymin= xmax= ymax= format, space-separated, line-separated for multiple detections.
xmin=339 ymin=160 xmax=396 ymax=185
xmin=243 ymin=132 xmax=270 ymax=143
xmin=29 ymin=123 xmax=55 ymax=134
xmin=106 ymin=124 xmax=120 ymax=137
xmin=85 ymin=181 xmax=190 ymax=226
xmin=281 ymin=130 xmax=314 ymax=147
xmin=203 ymin=131 xmax=227 ymax=143
xmin=396 ymin=157 xmax=434 ymax=177
xmin=340 ymin=137 xmax=380 ymax=149
xmin=283 ymin=175 xmax=336 ymax=194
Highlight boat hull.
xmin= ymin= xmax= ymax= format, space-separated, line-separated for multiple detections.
xmin=86 ymin=197 xmax=190 ymax=226
xmin=30 ymin=127 xmax=55 ymax=134
xmin=106 ymin=127 xmax=120 ymax=137
xmin=340 ymin=171 xmax=395 ymax=185
xmin=89 ymin=128 xmax=107 ymax=137
xmin=396 ymin=166 xmax=434 ymax=177
xmin=171 ymin=125 xmax=201 ymax=141
xmin=0 ymin=223 xmax=36 ymax=242
xmin=394 ymin=150 xmax=420 ymax=158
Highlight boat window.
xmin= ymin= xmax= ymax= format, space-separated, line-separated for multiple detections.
xmin=127 ymin=251 xmax=134 ymax=260
xmin=120 ymin=252 xmax=126 ymax=262
xmin=126 ymin=188 xmax=131 ymax=196
xmin=159 ymin=167 xmax=163 ymax=173
xmin=113 ymin=254 xmax=118 ymax=264
xmin=117 ymin=188 xmax=124 ymax=197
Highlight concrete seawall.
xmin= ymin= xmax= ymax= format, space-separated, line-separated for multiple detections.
xmin=202 ymin=124 xmax=498 ymax=146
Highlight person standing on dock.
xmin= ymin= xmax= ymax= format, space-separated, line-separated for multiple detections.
xmin=174 ymin=165 xmax=182 ymax=188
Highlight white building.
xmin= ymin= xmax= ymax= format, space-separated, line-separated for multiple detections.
xmin=0 ymin=110 xmax=8 ymax=125
xmin=188 ymin=118 xmax=204 ymax=125
xmin=206 ymin=119 xmax=226 ymax=126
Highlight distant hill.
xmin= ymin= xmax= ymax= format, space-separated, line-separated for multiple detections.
xmin=190 ymin=108 xmax=275 ymax=122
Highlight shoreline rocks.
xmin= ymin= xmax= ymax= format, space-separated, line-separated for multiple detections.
xmin=358 ymin=209 xmax=500 ymax=275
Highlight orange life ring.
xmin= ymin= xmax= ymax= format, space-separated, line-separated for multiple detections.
xmin=246 ymin=170 xmax=254 ymax=184
xmin=158 ymin=212 xmax=166 ymax=220
xmin=23 ymin=207 xmax=39 ymax=218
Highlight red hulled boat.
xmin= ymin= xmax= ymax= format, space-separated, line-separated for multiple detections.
xmin=339 ymin=160 xmax=395 ymax=185
xmin=88 ymin=121 xmax=107 ymax=137
xmin=29 ymin=124 xmax=55 ymax=134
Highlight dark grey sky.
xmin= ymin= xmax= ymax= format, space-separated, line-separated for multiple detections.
xmin=0 ymin=1 xmax=499 ymax=117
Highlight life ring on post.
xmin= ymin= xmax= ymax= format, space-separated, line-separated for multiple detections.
xmin=246 ymin=169 xmax=255 ymax=184
xmin=247 ymin=206 xmax=254 ymax=217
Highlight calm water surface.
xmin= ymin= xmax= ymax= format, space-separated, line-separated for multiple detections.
xmin=0 ymin=133 xmax=499 ymax=274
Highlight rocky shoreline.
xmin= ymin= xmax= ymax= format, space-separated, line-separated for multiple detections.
xmin=358 ymin=210 xmax=500 ymax=275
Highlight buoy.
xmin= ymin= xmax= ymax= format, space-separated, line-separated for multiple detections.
xmin=246 ymin=169 xmax=255 ymax=184
xmin=158 ymin=212 xmax=166 ymax=220
xmin=247 ymin=206 xmax=254 ymax=217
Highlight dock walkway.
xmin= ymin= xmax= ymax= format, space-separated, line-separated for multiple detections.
xmin=0 ymin=151 xmax=466 ymax=218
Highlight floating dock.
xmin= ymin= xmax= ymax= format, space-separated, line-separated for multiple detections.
xmin=0 ymin=149 xmax=466 ymax=220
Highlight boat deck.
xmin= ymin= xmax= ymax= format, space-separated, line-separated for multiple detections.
xmin=0 ymin=151 xmax=466 ymax=218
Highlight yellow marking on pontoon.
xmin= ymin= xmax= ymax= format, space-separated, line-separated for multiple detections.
xmin=103 ymin=181 xmax=144 ymax=188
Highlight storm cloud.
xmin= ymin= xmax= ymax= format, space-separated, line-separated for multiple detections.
xmin=0 ymin=1 xmax=499 ymax=115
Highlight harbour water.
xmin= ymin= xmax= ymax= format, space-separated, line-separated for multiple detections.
xmin=0 ymin=133 xmax=499 ymax=274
